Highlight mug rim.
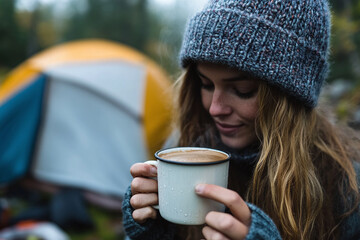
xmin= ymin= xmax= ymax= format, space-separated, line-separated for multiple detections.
xmin=155 ymin=147 xmax=230 ymax=166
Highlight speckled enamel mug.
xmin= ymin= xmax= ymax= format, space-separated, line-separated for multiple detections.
xmin=145 ymin=147 xmax=230 ymax=225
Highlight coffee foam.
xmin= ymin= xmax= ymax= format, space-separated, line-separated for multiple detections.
xmin=158 ymin=149 xmax=227 ymax=163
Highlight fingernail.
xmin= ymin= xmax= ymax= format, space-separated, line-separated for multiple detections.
xmin=150 ymin=166 xmax=157 ymax=175
xmin=195 ymin=184 xmax=205 ymax=193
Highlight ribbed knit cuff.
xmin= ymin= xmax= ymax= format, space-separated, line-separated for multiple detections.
xmin=122 ymin=186 xmax=154 ymax=239
xmin=121 ymin=186 xmax=177 ymax=240
xmin=245 ymin=202 xmax=282 ymax=240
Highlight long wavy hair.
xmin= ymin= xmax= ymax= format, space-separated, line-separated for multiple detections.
xmin=174 ymin=64 xmax=360 ymax=239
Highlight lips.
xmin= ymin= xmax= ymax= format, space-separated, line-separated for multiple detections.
xmin=215 ymin=121 xmax=243 ymax=135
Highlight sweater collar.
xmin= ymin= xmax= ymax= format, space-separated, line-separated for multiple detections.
xmin=215 ymin=140 xmax=260 ymax=165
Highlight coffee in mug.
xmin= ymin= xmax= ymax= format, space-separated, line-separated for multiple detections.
xmin=145 ymin=147 xmax=230 ymax=225
xmin=158 ymin=149 xmax=227 ymax=163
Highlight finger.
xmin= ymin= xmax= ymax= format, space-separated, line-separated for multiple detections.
xmin=202 ymin=225 xmax=230 ymax=240
xmin=131 ymin=177 xmax=158 ymax=194
xmin=130 ymin=163 xmax=157 ymax=178
xmin=132 ymin=206 xmax=157 ymax=224
xmin=195 ymin=184 xmax=251 ymax=226
xmin=205 ymin=211 xmax=249 ymax=239
xmin=130 ymin=193 xmax=158 ymax=209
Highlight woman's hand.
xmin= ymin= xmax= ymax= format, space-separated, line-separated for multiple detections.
xmin=129 ymin=163 xmax=159 ymax=224
xmin=195 ymin=184 xmax=251 ymax=240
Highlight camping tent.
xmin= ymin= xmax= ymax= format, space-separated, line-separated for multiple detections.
xmin=0 ymin=39 xmax=174 ymax=197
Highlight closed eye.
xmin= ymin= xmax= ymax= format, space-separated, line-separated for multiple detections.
xmin=200 ymin=81 xmax=214 ymax=91
xmin=197 ymin=72 xmax=214 ymax=91
xmin=234 ymin=88 xmax=257 ymax=99
xmin=197 ymin=69 xmax=258 ymax=98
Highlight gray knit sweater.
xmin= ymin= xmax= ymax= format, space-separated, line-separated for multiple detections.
xmin=122 ymin=158 xmax=360 ymax=239
xmin=122 ymin=185 xmax=282 ymax=239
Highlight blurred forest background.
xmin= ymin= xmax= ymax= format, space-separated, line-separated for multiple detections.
xmin=1 ymin=0 xmax=360 ymax=125
xmin=0 ymin=0 xmax=207 ymax=80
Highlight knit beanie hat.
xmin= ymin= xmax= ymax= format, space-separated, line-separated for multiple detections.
xmin=179 ymin=0 xmax=331 ymax=108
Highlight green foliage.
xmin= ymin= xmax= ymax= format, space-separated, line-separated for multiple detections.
xmin=0 ymin=0 xmax=27 ymax=67
xmin=327 ymin=0 xmax=360 ymax=83
xmin=68 ymin=205 xmax=124 ymax=240
xmin=0 ymin=0 xmax=183 ymax=75
xmin=61 ymin=0 xmax=152 ymax=54
xmin=329 ymin=19 xmax=358 ymax=81
xmin=0 ymin=67 xmax=10 ymax=84
xmin=336 ymin=100 xmax=353 ymax=120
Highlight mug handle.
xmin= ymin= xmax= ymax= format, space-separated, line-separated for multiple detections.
xmin=144 ymin=160 xmax=159 ymax=210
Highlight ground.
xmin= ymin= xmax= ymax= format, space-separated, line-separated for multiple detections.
xmin=0 ymin=181 xmax=126 ymax=240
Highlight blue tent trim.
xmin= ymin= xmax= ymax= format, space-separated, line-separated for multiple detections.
xmin=0 ymin=74 xmax=46 ymax=183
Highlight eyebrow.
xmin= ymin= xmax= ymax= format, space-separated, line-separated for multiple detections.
xmin=197 ymin=69 xmax=251 ymax=82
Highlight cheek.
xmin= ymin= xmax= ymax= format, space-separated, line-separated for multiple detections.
xmin=201 ymin=90 xmax=211 ymax=110
xmin=238 ymin=99 xmax=259 ymax=121
xmin=248 ymin=104 xmax=259 ymax=120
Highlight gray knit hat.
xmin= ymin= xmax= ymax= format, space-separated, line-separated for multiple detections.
xmin=180 ymin=0 xmax=331 ymax=108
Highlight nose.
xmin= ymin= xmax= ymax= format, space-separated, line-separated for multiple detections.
xmin=208 ymin=90 xmax=232 ymax=117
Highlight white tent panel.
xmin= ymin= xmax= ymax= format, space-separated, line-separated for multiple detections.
xmin=44 ymin=60 xmax=146 ymax=117
xmin=33 ymin=76 xmax=148 ymax=196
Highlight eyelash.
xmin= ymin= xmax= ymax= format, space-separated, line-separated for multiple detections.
xmin=200 ymin=82 xmax=256 ymax=99
xmin=234 ymin=89 xmax=257 ymax=99
xmin=200 ymin=82 xmax=214 ymax=90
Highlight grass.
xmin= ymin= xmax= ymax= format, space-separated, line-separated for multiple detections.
xmin=68 ymin=205 xmax=125 ymax=240
xmin=1 ymin=183 xmax=126 ymax=240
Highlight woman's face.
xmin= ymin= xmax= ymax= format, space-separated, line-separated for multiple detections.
xmin=197 ymin=62 xmax=259 ymax=149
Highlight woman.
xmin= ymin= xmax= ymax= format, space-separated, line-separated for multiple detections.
xmin=122 ymin=0 xmax=360 ymax=239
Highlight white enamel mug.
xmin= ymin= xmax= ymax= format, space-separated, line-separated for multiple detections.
xmin=146 ymin=147 xmax=230 ymax=225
